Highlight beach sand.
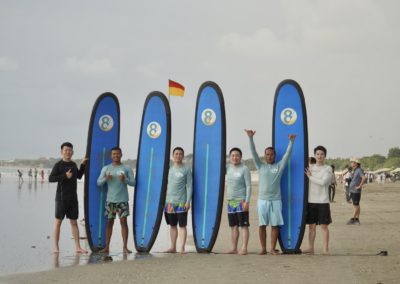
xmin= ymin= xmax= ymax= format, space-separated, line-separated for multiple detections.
xmin=1 ymin=182 xmax=399 ymax=284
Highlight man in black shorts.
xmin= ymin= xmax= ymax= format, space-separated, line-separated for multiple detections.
xmin=49 ymin=142 xmax=87 ymax=253
xmin=347 ymin=158 xmax=366 ymax=225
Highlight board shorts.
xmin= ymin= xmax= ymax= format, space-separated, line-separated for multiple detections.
xmin=164 ymin=202 xmax=187 ymax=227
xmin=350 ymin=192 xmax=361 ymax=206
xmin=257 ymin=199 xmax=284 ymax=227
xmin=105 ymin=202 xmax=130 ymax=219
xmin=306 ymin=203 xmax=332 ymax=225
xmin=227 ymin=200 xmax=250 ymax=227
xmin=55 ymin=199 xmax=79 ymax=220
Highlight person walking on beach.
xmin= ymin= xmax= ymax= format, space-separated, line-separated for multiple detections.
xmin=97 ymin=147 xmax=135 ymax=254
xmin=304 ymin=145 xmax=332 ymax=255
xmin=347 ymin=158 xmax=366 ymax=225
xmin=329 ymin=165 xmax=337 ymax=203
xmin=49 ymin=142 xmax=88 ymax=254
xmin=226 ymin=147 xmax=252 ymax=255
xmin=164 ymin=147 xmax=193 ymax=254
xmin=17 ymin=169 xmax=23 ymax=183
xmin=245 ymin=129 xmax=296 ymax=255
xmin=34 ymin=168 xmax=38 ymax=181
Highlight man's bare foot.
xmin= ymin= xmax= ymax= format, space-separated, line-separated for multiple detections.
xmin=239 ymin=249 xmax=248 ymax=255
xmin=180 ymin=250 xmax=186 ymax=255
xmin=123 ymin=248 xmax=132 ymax=254
xmin=302 ymin=249 xmax=314 ymax=255
xmin=76 ymin=247 xmax=88 ymax=254
xmin=99 ymin=248 xmax=109 ymax=254
xmin=163 ymin=248 xmax=176 ymax=253
xmin=270 ymin=249 xmax=281 ymax=255
xmin=258 ymin=250 xmax=267 ymax=255
xmin=227 ymin=249 xmax=238 ymax=254
xmin=322 ymin=251 xmax=330 ymax=256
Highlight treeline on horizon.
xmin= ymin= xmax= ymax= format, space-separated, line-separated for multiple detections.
xmin=2 ymin=147 xmax=400 ymax=172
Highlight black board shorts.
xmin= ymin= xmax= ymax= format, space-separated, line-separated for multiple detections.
xmin=164 ymin=212 xmax=188 ymax=227
xmin=228 ymin=211 xmax=250 ymax=227
xmin=306 ymin=203 xmax=332 ymax=225
xmin=350 ymin=192 xmax=361 ymax=206
xmin=55 ymin=200 xmax=79 ymax=220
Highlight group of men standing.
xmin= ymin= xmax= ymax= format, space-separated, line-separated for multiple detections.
xmin=48 ymin=133 xmax=365 ymax=255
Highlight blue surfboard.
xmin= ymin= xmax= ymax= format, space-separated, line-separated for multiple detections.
xmin=84 ymin=92 xmax=120 ymax=252
xmin=273 ymin=79 xmax=308 ymax=254
xmin=192 ymin=81 xmax=226 ymax=253
xmin=133 ymin=92 xmax=171 ymax=252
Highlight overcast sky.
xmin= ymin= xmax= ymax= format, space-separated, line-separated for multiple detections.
xmin=1 ymin=0 xmax=399 ymax=160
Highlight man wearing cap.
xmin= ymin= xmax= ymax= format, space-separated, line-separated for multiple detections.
xmin=347 ymin=157 xmax=366 ymax=225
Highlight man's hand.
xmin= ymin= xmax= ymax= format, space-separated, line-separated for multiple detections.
xmin=242 ymin=201 xmax=249 ymax=212
xmin=184 ymin=202 xmax=191 ymax=211
xmin=66 ymin=169 xmax=73 ymax=179
xmin=305 ymin=167 xmax=311 ymax=177
xmin=244 ymin=129 xmax=256 ymax=137
xmin=81 ymin=157 xmax=89 ymax=165
xmin=119 ymin=172 xmax=125 ymax=182
xmin=106 ymin=172 xmax=113 ymax=181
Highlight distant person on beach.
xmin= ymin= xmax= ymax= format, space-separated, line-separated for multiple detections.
xmin=164 ymin=147 xmax=193 ymax=254
xmin=40 ymin=170 xmax=45 ymax=182
xmin=17 ymin=169 xmax=23 ymax=182
xmin=343 ymin=166 xmax=352 ymax=203
xmin=347 ymin=158 xmax=366 ymax=225
xmin=245 ymin=129 xmax=296 ymax=255
xmin=329 ymin=165 xmax=337 ymax=203
xmin=97 ymin=147 xmax=135 ymax=254
xmin=304 ymin=145 xmax=332 ymax=255
xmin=28 ymin=168 xmax=33 ymax=182
xmin=34 ymin=168 xmax=38 ymax=181
xmin=226 ymin=147 xmax=252 ymax=255
xmin=49 ymin=142 xmax=88 ymax=254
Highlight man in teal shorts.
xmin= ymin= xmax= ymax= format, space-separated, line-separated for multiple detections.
xmin=97 ymin=147 xmax=135 ymax=254
xmin=245 ymin=129 xmax=296 ymax=255
xmin=164 ymin=147 xmax=193 ymax=254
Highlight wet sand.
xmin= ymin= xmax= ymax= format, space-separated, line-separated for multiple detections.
xmin=1 ymin=182 xmax=400 ymax=283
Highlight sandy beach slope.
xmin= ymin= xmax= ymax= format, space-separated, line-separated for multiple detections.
xmin=1 ymin=182 xmax=399 ymax=284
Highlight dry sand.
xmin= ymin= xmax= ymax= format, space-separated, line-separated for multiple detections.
xmin=1 ymin=182 xmax=399 ymax=284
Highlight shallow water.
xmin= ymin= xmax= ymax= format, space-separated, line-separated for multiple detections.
xmin=0 ymin=171 xmax=194 ymax=276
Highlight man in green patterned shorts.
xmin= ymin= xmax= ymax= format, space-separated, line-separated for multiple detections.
xmin=97 ymin=147 xmax=135 ymax=254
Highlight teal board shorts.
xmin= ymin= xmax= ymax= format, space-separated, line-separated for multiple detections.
xmin=257 ymin=199 xmax=284 ymax=226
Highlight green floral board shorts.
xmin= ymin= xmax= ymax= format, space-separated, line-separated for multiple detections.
xmin=105 ymin=202 xmax=130 ymax=219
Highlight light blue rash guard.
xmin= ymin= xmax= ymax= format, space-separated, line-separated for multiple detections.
xmin=165 ymin=164 xmax=193 ymax=204
xmin=249 ymin=137 xmax=293 ymax=201
xmin=97 ymin=164 xmax=135 ymax=203
xmin=226 ymin=163 xmax=252 ymax=203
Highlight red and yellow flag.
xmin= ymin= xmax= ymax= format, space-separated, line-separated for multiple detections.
xmin=168 ymin=79 xmax=185 ymax=97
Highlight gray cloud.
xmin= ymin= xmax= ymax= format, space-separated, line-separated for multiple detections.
xmin=0 ymin=0 xmax=399 ymax=160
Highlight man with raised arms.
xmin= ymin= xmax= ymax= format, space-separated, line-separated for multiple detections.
xmin=226 ymin=147 xmax=252 ymax=255
xmin=97 ymin=147 xmax=135 ymax=254
xmin=245 ymin=130 xmax=296 ymax=255
xmin=164 ymin=147 xmax=193 ymax=254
